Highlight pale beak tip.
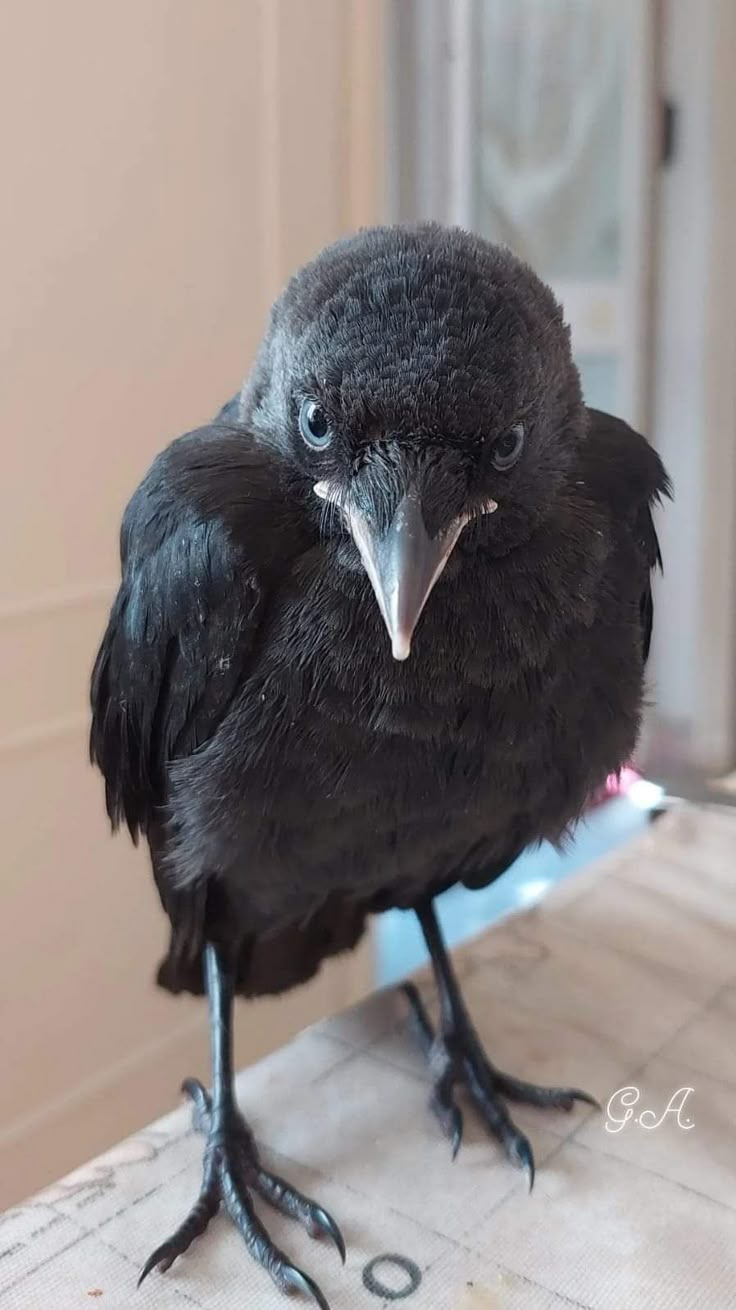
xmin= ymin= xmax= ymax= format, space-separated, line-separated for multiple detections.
xmin=391 ymin=632 xmax=413 ymax=661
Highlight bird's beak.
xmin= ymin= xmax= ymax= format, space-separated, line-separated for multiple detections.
xmin=314 ymin=482 xmax=497 ymax=661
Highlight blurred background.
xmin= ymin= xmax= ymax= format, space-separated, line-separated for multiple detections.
xmin=1 ymin=0 xmax=735 ymax=1207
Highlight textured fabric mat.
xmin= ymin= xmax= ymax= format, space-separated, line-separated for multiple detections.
xmin=2 ymin=804 xmax=735 ymax=1309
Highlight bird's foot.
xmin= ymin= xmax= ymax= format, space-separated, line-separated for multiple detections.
xmin=402 ymin=982 xmax=598 ymax=1189
xmin=138 ymin=1078 xmax=344 ymax=1308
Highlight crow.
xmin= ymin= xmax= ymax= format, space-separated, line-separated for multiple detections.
xmin=90 ymin=223 xmax=669 ymax=1308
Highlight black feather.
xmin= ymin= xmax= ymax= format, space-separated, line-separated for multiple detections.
xmin=90 ymin=224 xmax=670 ymax=998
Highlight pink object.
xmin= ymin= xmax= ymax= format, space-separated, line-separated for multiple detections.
xmin=588 ymin=765 xmax=642 ymax=809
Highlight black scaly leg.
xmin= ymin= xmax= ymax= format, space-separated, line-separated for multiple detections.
xmin=139 ymin=944 xmax=344 ymax=1307
xmin=407 ymin=899 xmax=598 ymax=1188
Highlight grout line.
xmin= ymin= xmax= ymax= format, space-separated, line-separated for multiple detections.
xmin=629 ymin=845 xmax=736 ymax=882
xmin=558 ymin=974 xmax=736 ymax=1209
xmin=441 ymin=1235 xmax=594 ymax=1310
xmin=561 ymin=1136 xmax=736 ymax=1216
xmin=605 ymin=867 xmax=736 ymax=922
xmin=93 ymin=1226 xmax=202 ymax=1307
xmin=564 ymin=973 xmax=726 ymax=1152
xmin=651 ymin=1049 xmax=736 ymax=1095
xmin=0 ymin=1228 xmax=89 ymax=1302
xmin=452 ymin=1130 xmax=573 ymax=1244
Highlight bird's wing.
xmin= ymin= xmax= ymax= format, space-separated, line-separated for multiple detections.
xmin=582 ymin=407 xmax=671 ymax=662
xmin=90 ymin=424 xmax=293 ymax=840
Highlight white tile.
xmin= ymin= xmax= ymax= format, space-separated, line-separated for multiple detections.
xmin=4 ymin=1229 xmax=154 ymax=1310
xmin=662 ymin=985 xmax=736 ymax=1086
xmin=320 ymin=987 xmax=405 ymax=1049
xmin=469 ymin=919 xmax=713 ymax=1057
xmin=259 ymin=1049 xmax=560 ymax=1241
xmin=627 ymin=807 xmax=736 ymax=891
xmin=462 ymin=1140 xmax=736 ymax=1310
xmin=626 ymin=858 xmax=736 ymax=937
xmin=576 ymin=1053 xmax=736 ymax=1210
xmin=427 ymin=1240 xmax=590 ymax=1309
xmin=0 ymin=1201 xmax=89 ymax=1301
xmin=40 ymin=1113 xmax=198 ymax=1227
xmin=459 ymin=915 xmax=553 ymax=980
xmin=235 ymin=1030 xmax=354 ymax=1121
xmin=555 ymin=873 xmax=736 ymax=984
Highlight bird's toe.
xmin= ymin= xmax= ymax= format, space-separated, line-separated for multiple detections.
xmin=142 ymin=1078 xmax=342 ymax=1304
xmin=137 ymin=1180 xmax=220 ymax=1285
xmin=490 ymin=1068 xmax=600 ymax=1112
xmin=253 ymin=1166 xmax=346 ymax=1263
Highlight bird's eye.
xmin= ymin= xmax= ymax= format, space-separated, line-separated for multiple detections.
xmin=299 ymin=399 xmax=332 ymax=450
xmin=491 ymin=422 xmax=525 ymax=471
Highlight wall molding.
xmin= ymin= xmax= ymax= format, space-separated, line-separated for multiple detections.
xmin=0 ymin=582 xmax=114 ymax=624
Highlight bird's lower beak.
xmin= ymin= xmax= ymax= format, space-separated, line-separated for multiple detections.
xmin=316 ymin=480 xmax=493 ymax=660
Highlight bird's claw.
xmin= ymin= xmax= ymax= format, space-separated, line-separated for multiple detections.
xmin=429 ymin=1068 xmax=464 ymax=1162
xmin=510 ymin=1134 xmax=536 ymax=1193
xmin=568 ymin=1088 xmax=601 ymax=1111
xmin=491 ymin=1068 xmax=601 ymax=1113
xmin=307 ymin=1206 xmax=347 ymax=1264
xmin=279 ymin=1263 xmax=332 ymax=1310
xmin=137 ymin=1243 xmax=175 ymax=1287
xmin=449 ymin=1106 xmax=464 ymax=1161
xmin=137 ymin=1176 xmax=219 ymax=1287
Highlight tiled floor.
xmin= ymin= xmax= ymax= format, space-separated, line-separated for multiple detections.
xmin=2 ymin=803 xmax=734 ymax=1310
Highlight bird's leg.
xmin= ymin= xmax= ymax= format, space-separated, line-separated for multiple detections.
xmin=139 ymin=944 xmax=344 ymax=1308
xmin=407 ymin=900 xmax=598 ymax=1188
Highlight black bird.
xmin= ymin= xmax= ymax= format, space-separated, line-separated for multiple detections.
xmin=91 ymin=223 xmax=669 ymax=1307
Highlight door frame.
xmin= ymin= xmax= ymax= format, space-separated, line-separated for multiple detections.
xmin=647 ymin=0 xmax=736 ymax=781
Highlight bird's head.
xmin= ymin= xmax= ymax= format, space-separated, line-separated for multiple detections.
xmin=242 ymin=223 xmax=585 ymax=660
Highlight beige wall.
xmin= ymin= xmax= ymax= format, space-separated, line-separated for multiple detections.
xmin=0 ymin=0 xmax=384 ymax=1207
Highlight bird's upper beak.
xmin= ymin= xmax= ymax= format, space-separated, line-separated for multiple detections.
xmin=314 ymin=481 xmax=497 ymax=660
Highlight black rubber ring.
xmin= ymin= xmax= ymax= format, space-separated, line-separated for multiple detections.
xmin=362 ymin=1253 xmax=423 ymax=1300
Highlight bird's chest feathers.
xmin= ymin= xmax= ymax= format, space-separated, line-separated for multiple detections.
xmin=277 ymin=534 xmax=602 ymax=765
